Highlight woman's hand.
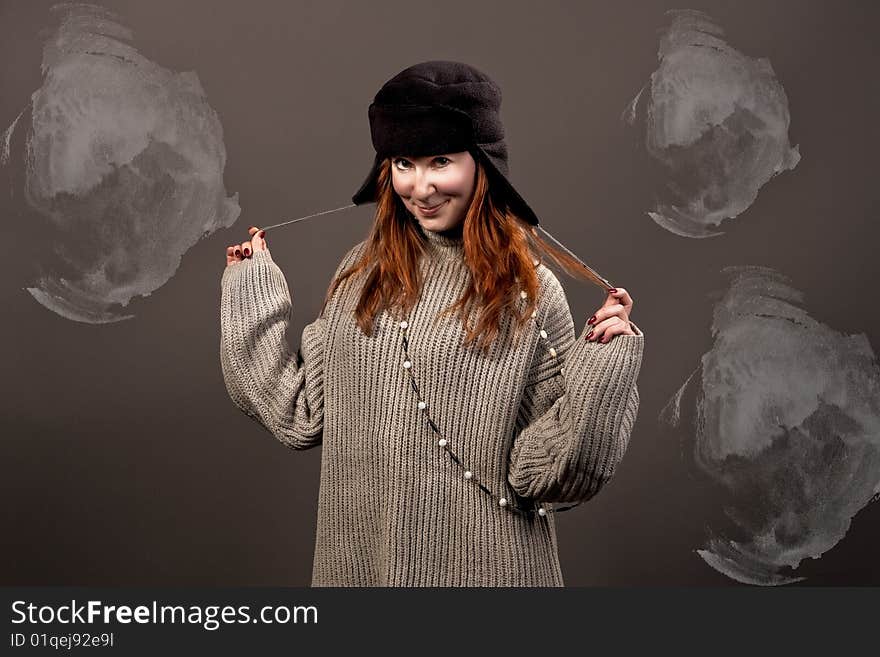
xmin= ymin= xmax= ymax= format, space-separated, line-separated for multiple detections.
xmin=225 ymin=226 xmax=269 ymax=266
xmin=585 ymin=287 xmax=638 ymax=343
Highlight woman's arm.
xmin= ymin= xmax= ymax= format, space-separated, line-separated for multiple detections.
xmin=507 ymin=271 xmax=644 ymax=504
xmin=219 ymin=245 xmax=359 ymax=450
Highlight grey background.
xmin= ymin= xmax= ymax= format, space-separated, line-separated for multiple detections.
xmin=1 ymin=0 xmax=877 ymax=585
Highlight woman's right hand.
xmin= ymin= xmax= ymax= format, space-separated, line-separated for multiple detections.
xmin=226 ymin=226 xmax=269 ymax=266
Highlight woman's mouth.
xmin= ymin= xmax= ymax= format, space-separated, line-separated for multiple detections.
xmin=415 ymin=200 xmax=448 ymax=216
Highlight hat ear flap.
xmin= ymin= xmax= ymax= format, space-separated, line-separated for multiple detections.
xmin=469 ymin=148 xmax=509 ymax=209
xmin=470 ymin=145 xmax=540 ymax=226
xmin=474 ymin=140 xmax=509 ymax=178
xmin=352 ymin=152 xmax=384 ymax=205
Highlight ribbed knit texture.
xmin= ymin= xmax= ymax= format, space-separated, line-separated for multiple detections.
xmin=219 ymin=226 xmax=644 ymax=586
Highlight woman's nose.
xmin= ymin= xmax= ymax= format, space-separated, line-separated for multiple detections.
xmin=412 ymin=168 xmax=437 ymax=200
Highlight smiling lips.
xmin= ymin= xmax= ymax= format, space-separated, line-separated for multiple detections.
xmin=416 ymin=200 xmax=448 ymax=216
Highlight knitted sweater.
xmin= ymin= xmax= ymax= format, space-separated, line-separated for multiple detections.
xmin=219 ymin=225 xmax=644 ymax=587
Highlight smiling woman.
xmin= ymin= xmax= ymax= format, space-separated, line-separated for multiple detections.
xmin=219 ymin=60 xmax=645 ymax=587
xmin=389 ymin=152 xmax=476 ymax=233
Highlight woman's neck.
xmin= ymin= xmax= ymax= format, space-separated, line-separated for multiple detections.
xmin=414 ymin=219 xmax=465 ymax=260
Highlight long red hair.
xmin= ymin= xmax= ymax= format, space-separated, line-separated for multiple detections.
xmin=321 ymin=156 xmax=601 ymax=353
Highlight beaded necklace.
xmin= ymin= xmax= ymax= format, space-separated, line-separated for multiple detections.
xmin=398 ymin=234 xmax=584 ymax=518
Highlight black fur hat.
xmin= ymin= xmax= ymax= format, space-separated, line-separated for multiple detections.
xmin=351 ymin=60 xmax=540 ymax=226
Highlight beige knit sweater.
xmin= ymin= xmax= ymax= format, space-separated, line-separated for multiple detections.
xmin=219 ymin=225 xmax=644 ymax=586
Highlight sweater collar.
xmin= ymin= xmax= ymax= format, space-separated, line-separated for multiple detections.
xmin=415 ymin=221 xmax=464 ymax=261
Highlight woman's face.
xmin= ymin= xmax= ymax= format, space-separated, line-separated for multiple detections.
xmin=390 ymin=151 xmax=476 ymax=233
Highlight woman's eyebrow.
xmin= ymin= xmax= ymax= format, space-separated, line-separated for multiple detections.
xmin=406 ymin=155 xmax=452 ymax=161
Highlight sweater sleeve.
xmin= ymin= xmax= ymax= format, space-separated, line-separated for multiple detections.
xmin=506 ymin=272 xmax=644 ymax=504
xmin=219 ymin=246 xmax=359 ymax=450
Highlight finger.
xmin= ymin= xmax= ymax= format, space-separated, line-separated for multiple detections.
xmin=226 ymin=246 xmax=236 ymax=267
xmin=233 ymin=244 xmax=243 ymax=262
xmin=240 ymin=240 xmax=253 ymax=258
xmin=586 ymin=317 xmax=617 ymax=342
xmin=588 ymin=303 xmax=625 ymax=327
xmin=605 ymin=287 xmax=633 ymax=312
xmin=248 ymin=226 xmax=260 ymax=236
xmin=586 ymin=316 xmax=626 ymax=342
xmin=597 ymin=322 xmax=627 ymax=343
xmin=252 ymin=229 xmax=268 ymax=252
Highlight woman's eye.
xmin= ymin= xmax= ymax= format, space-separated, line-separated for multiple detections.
xmin=393 ymin=157 xmax=448 ymax=170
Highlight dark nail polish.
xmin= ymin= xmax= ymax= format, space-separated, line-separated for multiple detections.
xmin=258 ymin=230 xmax=265 ymax=238
xmin=243 ymin=249 xmax=250 ymax=256
xmin=586 ymin=329 xmax=594 ymax=339
xmin=609 ymin=288 xmax=618 ymax=294
xmin=588 ymin=315 xmax=596 ymax=325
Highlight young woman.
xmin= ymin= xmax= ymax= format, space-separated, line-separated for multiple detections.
xmin=220 ymin=61 xmax=644 ymax=586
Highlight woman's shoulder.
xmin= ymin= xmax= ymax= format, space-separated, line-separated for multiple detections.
xmin=331 ymin=239 xmax=369 ymax=279
xmin=533 ymin=263 xmax=571 ymax=320
xmin=322 ymin=239 xmax=372 ymax=310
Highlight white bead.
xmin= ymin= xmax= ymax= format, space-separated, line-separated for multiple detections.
xmin=539 ymin=329 xmax=547 ymax=339
xmin=438 ymin=438 xmax=447 ymax=447
xmin=399 ymin=320 xmax=408 ymax=329
xmin=464 ymin=470 xmax=472 ymax=479
xmin=520 ymin=290 xmax=527 ymax=299
xmin=498 ymin=498 xmax=508 ymax=507
xmin=560 ymin=367 xmax=566 ymax=376
xmin=538 ymin=508 xmax=547 ymax=517
xmin=403 ymin=360 xmax=411 ymax=369
xmin=417 ymin=401 xmax=426 ymax=410
xmin=549 ymin=347 xmax=557 ymax=357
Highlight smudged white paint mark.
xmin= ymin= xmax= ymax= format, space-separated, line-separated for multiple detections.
xmin=623 ymin=9 xmax=801 ymax=238
xmin=1 ymin=109 xmax=24 ymax=167
xmin=663 ymin=266 xmax=880 ymax=585
xmin=658 ymin=365 xmax=699 ymax=428
xmin=1 ymin=2 xmax=240 ymax=322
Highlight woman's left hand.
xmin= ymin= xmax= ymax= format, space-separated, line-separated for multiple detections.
xmin=585 ymin=287 xmax=638 ymax=343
